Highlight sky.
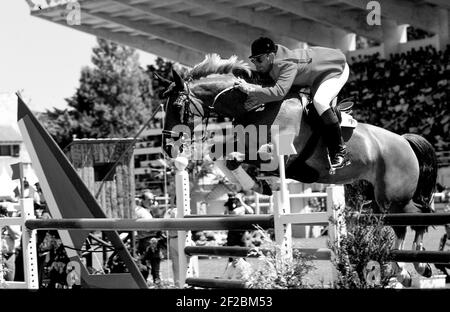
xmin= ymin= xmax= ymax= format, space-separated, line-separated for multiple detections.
xmin=0 ymin=0 xmax=157 ymax=112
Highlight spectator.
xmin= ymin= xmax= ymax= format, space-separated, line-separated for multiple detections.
xmin=46 ymin=240 xmax=69 ymax=288
xmin=435 ymin=206 xmax=450 ymax=282
xmin=1 ymin=204 xmax=21 ymax=282
xmin=33 ymin=182 xmax=46 ymax=211
xmin=135 ymin=191 xmax=155 ymax=255
xmin=142 ymin=189 xmax=165 ymax=219
xmin=223 ymin=192 xmax=254 ymax=279
xmin=142 ymin=237 xmax=164 ymax=285
xmin=197 ymin=201 xmax=208 ymax=215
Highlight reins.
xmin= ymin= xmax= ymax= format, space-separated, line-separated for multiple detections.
xmin=162 ymin=80 xmax=212 ymax=145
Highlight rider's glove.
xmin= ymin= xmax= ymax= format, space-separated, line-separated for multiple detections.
xmin=234 ymin=79 xmax=255 ymax=95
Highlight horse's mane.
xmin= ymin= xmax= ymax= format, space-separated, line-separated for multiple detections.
xmin=187 ymin=54 xmax=252 ymax=80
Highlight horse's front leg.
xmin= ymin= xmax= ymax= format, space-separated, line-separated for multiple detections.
xmin=225 ymin=152 xmax=258 ymax=190
xmin=205 ymin=154 xmax=241 ymax=186
xmin=392 ymin=226 xmax=412 ymax=287
xmin=205 ymin=151 xmax=257 ymax=191
xmin=412 ymin=228 xmax=433 ymax=278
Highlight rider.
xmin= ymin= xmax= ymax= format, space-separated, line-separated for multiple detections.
xmin=236 ymin=37 xmax=351 ymax=170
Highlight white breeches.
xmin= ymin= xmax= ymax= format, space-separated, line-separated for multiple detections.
xmin=313 ymin=62 xmax=350 ymax=116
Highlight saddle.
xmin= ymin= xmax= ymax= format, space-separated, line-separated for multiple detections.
xmin=302 ymin=96 xmax=358 ymax=129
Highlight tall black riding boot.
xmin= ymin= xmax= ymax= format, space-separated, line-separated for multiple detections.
xmin=320 ymin=108 xmax=350 ymax=170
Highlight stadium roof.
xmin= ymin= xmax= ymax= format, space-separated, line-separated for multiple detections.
xmin=27 ymin=0 xmax=449 ymax=66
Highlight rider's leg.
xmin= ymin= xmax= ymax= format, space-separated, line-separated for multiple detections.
xmin=313 ymin=63 xmax=350 ymax=170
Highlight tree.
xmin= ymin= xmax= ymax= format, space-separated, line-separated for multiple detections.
xmin=146 ymin=57 xmax=174 ymax=99
xmin=40 ymin=38 xmax=153 ymax=148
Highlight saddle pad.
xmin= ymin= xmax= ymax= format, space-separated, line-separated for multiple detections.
xmin=340 ymin=112 xmax=357 ymax=128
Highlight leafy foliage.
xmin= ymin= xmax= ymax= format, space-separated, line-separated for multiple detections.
xmin=39 ymin=38 xmax=158 ymax=148
xmin=328 ymin=198 xmax=396 ymax=289
xmin=146 ymin=57 xmax=174 ymax=99
xmin=244 ymin=227 xmax=316 ymax=289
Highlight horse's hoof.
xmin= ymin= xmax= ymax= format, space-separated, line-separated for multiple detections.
xmin=397 ymin=271 xmax=412 ymax=287
xmin=252 ymin=180 xmax=273 ymax=196
xmin=422 ymin=264 xmax=433 ymax=278
xmin=400 ymin=277 xmax=412 ymax=288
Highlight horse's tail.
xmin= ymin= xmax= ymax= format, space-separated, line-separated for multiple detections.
xmin=403 ymin=133 xmax=438 ymax=213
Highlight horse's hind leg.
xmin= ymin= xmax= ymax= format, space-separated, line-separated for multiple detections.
xmin=412 ymin=228 xmax=433 ymax=278
xmin=373 ymin=190 xmax=412 ymax=286
xmin=392 ymin=226 xmax=412 ymax=287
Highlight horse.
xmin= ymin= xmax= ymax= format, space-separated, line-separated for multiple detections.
xmin=159 ymin=54 xmax=438 ymax=286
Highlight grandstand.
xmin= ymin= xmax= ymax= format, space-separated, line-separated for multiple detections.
xmin=341 ymin=44 xmax=449 ymax=154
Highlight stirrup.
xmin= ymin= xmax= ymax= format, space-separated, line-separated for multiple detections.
xmin=327 ymin=152 xmax=351 ymax=175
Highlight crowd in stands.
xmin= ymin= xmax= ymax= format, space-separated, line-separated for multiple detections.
xmin=407 ymin=26 xmax=434 ymax=41
xmin=342 ymin=44 xmax=450 ymax=151
xmin=356 ymin=27 xmax=434 ymax=50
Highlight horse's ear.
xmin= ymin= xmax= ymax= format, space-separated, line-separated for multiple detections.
xmin=172 ymin=69 xmax=185 ymax=91
xmin=153 ymin=72 xmax=172 ymax=88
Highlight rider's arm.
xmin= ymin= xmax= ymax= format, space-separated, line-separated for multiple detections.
xmin=248 ymin=62 xmax=297 ymax=103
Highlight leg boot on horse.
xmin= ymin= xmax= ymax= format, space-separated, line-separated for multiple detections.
xmin=412 ymin=228 xmax=433 ymax=278
xmin=392 ymin=226 xmax=413 ymax=287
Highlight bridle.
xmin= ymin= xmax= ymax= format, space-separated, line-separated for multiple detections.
xmin=162 ymin=80 xmax=212 ymax=146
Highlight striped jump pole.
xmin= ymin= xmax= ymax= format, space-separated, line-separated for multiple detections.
xmin=174 ymin=156 xmax=191 ymax=288
xmin=185 ymin=246 xmax=332 ymax=260
xmin=367 ymin=213 xmax=450 ymax=226
xmin=272 ymin=131 xmax=293 ymax=260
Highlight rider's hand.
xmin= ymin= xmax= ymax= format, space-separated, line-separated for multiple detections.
xmin=234 ymin=79 xmax=255 ymax=95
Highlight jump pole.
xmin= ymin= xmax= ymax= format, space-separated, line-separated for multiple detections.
xmin=272 ymin=133 xmax=293 ymax=260
xmin=326 ymin=184 xmax=346 ymax=283
xmin=172 ymin=156 xmax=200 ymax=287
xmin=174 ymin=156 xmax=190 ymax=288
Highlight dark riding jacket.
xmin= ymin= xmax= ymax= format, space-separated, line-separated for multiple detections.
xmin=249 ymin=44 xmax=347 ymax=103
